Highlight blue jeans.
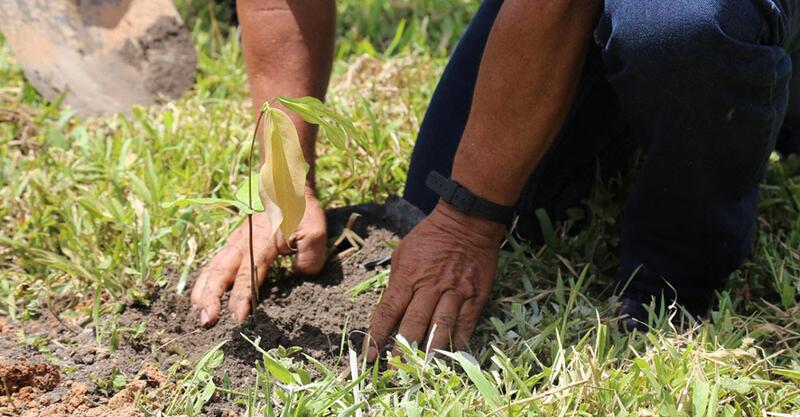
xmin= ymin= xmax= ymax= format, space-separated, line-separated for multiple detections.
xmin=403 ymin=0 xmax=800 ymax=308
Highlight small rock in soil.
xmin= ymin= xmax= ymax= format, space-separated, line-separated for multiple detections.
xmin=78 ymin=354 xmax=95 ymax=365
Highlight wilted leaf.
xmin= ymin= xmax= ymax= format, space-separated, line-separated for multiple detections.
xmin=259 ymin=108 xmax=308 ymax=239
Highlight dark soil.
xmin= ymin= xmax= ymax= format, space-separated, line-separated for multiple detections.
xmin=120 ymin=15 xmax=197 ymax=99
xmin=0 ymin=202 xmax=415 ymax=416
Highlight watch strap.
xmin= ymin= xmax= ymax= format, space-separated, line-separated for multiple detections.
xmin=425 ymin=171 xmax=515 ymax=225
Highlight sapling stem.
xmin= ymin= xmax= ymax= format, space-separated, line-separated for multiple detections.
xmin=247 ymin=107 xmax=266 ymax=323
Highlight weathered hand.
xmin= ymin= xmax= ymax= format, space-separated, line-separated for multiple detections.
xmin=365 ymin=202 xmax=504 ymax=361
xmin=191 ymin=191 xmax=327 ymax=326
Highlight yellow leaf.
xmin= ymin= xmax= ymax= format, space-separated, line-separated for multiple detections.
xmin=259 ymin=108 xmax=307 ymax=239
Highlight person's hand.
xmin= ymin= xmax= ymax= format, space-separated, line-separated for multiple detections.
xmin=365 ymin=202 xmax=504 ymax=361
xmin=191 ymin=190 xmax=327 ymax=326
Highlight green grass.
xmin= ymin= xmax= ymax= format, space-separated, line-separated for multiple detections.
xmin=2 ymin=1 xmax=800 ymax=415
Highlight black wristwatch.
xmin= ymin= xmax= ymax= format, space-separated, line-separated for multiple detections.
xmin=425 ymin=171 xmax=515 ymax=225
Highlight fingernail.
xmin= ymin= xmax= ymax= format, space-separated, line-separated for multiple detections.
xmin=200 ymin=309 xmax=209 ymax=326
xmin=367 ymin=346 xmax=378 ymax=362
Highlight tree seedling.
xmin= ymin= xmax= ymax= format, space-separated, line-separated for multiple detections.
xmin=170 ymin=96 xmax=358 ymax=323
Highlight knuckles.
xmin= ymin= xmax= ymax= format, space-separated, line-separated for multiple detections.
xmin=432 ymin=312 xmax=457 ymax=329
xmin=390 ymin=228 xmax=493 ymax=299
xmin=402 ymin=308 xmax=431 ymax=327
xmin=369 ymin=304 xmax=398 ymax=332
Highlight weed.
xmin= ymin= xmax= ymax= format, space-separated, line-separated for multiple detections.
xmin=349 ymin=269 xmax=390 ymax=299
xmin=166 ymin=341 xmax=227 ymax=415
xmin=91 ymin=367 xmax=127 ymax=396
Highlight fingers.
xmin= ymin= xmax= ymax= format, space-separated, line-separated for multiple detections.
xmin=275 ymin=224 xmax=326 ymax=275
xmin=391 ymin=290 xmax=440 ymax=358
xmin=227 ymin=216 xmax=278 ymax=321
xmin=368 ymin=289 xmax=476 ymax=360
xmin=228 ymin=235 xmax=279 ymax=322
xmin=427 ymin=290 xmax=463 ymax=352
xmin=366 ymin=283 xmax=412 ymax=362
xmin=191 ymin=243 xmax=244 ymax=327
xmin=292 ymin=230 xmax=327 ymax=275
xmin=275 ymin=233 xmax=296 ymax=256
xmin=452 ymin=296 xmax=487 ymax=351
xmin=289 ymin=197 xmax=327 ymax=274
xmin=190 ymin=228 xmax=242 ymax=308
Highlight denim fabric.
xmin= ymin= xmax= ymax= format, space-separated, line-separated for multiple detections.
xmin=403 ymin=0 xmax=800 ymax=306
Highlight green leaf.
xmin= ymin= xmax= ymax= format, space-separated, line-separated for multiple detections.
xmin=240 ymin=334 xmax=300 ymax=385
xmin=111 ymin=371 xmax=127 ymax=392
xmin=205 ymin=348 xmax=225 ymax=370
xmin=322 ymin=123 xmax=347 ymax=150
xmin=195 ymin=341 xmax=227 ymax=373
xmin=195 ymin=381 xmax=216 ymax=414
xmin=691 ymin=380 xmax=709 ymax=417
xmin=722 ymin=377 xmax=752 ymax=395
xmin=263 ymin=354 xmax=296 ymax=385
xmin=384 ymin=18 xmax=407 ymax=56
xmin=234 ymin=173 xmax=265 ymax=212
xmin=438 ymin=350 xmax=501 ymax=408
xmin=774 ymin=369 xmax=800 ymax=380
xmin=535 ymin=208 xmax=557 ymax=249
xmin=276 ymin=96 xmax=359 ymax=150
xmin=706 ymin=379 xmax=720 ymax=417
xmin=276 ymin=97 xmax=325 ymax=125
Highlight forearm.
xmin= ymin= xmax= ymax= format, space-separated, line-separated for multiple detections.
xmin=237 ymin=0 xmax=335 ymax=190
xmin=451 ymin=0 xmax=600 ymax=207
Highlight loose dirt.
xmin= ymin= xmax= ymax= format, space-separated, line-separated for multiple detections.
xmin=0 ymin=0 xmax=197 ymax=115
xmin=119 ymin=16 xmax=197 ymax=100
xmin=0 ymin=202 xmax=415 ymax=416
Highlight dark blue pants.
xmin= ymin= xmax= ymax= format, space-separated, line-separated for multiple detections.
xmin=403 ymin=0 xmax=800 ymax=307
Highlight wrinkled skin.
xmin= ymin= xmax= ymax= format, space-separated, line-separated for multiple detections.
xmin=190 ymin=191 xmax=326 ymax=326
xmin=365 ymin=202 xmax=504 ymax=361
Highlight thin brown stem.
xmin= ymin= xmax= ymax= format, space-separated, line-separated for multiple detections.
xmin=247 ymin=107 xmax=266 ymax=322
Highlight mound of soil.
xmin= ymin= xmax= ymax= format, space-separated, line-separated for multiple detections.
xmin=0 ymin=202 xmax=417 ymax=416
xmin=0 ymin=359 xmax=59 ymax=394
xmin=120 ymin=16 xmax=197 ymax=100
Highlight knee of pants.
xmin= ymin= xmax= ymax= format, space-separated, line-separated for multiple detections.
xmin=597 ymin=0 xmax=792 ymax=199
xmin=597 ymin=0 xmax=786 ymax=86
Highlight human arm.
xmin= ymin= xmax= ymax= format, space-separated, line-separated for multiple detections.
xmin=366 ymin=0 xmax=601 ymax=359
xmin=239 ymin=0 xmax=335 ymax=187
xmin=191 ymin=0 xmax=335 ymax=326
